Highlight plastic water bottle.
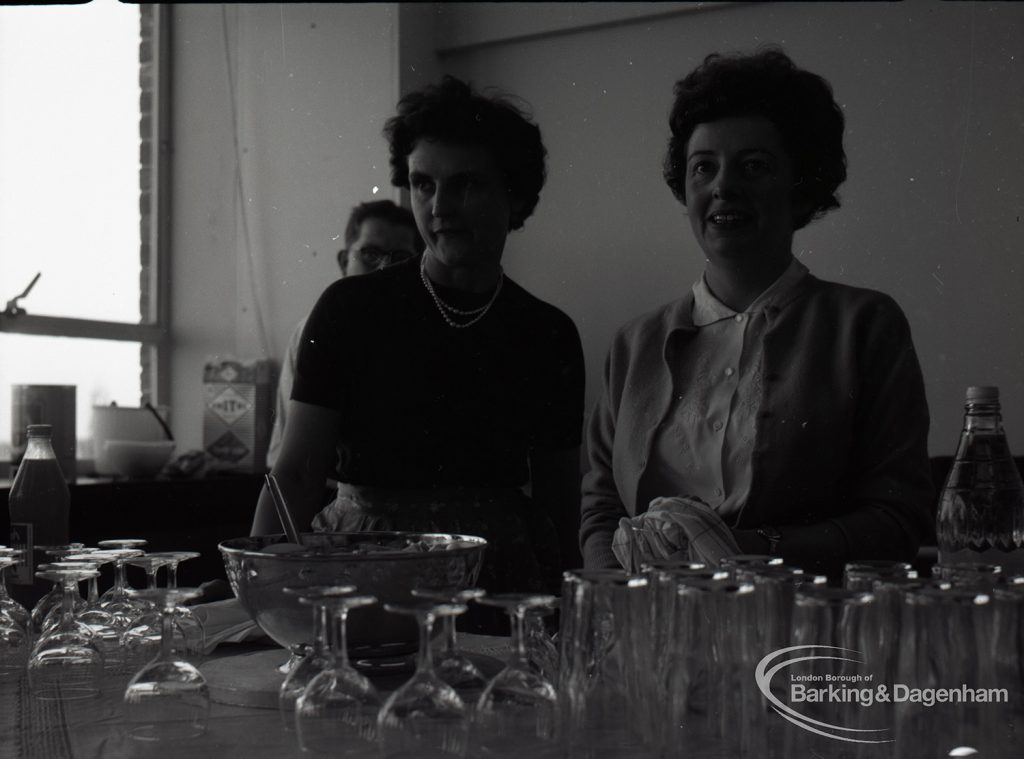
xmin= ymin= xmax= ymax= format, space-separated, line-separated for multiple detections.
xmin=7 ymin=424 xmax=70 ymax=587
xmin=936 ymin=386 xmax=1024 ymax=572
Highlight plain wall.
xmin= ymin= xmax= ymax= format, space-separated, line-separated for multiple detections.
xmin=169 ymin=4 xmax=404 ymax=452
xmin=168 ymin=2 xmax=1024 ymax=460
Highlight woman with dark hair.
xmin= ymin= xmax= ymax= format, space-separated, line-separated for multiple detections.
xmin=581 ymin=49 xmax=933 ymax=578
xmin=252 ymin=77 xmax=585 ymax=621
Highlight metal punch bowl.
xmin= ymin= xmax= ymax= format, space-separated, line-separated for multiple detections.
xmin=219 ymin=532 xmax=486 ymax=657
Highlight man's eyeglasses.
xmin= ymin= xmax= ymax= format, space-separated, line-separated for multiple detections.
xmin=351 ymin=246 xmax=416 ymax=268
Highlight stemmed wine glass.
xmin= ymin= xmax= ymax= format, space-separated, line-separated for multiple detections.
xmin=0 ymin=549 xmax=31 ymax=635
xmin=378 ymin=598 xmax=471 ymax=758
xmin=28 ymin=565 xmax=104 ymax=700
xmin=123 ymin=587 xmax=210 ymax=741
xmin=279 ymin=584 xmax=356 ymax=727
xmin=472 ymin=593 xmax=561 ymax=757
xmin=97 ymin=545 xmax=147 ymax=628
xmin=60 ymin=551 xmax=125 ymax=666
xmin=0 ymin=556 xmax=31 ymax=678
xmin=295 ymin=592 xmax=382 ymax=755
xmin=31 ymin=545 xmax=91 ymax=632
xmin=412 ymin=587 xmax=488 ymax=693
xmin=121 ymin=554 xmax=181 ymax=661
xmin=151 ymin=551 xmax=206 ymax=656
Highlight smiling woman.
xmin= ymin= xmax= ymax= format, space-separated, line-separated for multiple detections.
xmin=581 ymin=48 xmax=933 ymax=578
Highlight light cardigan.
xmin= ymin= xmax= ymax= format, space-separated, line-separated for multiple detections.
xmin=580 ymin=272 xmax=934 ymax=573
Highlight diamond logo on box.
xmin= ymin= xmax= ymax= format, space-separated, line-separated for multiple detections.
xmin=207 ymin=430 xmax=250 ymax=462
xmin=209 ymin=386 xmax=252 ymax=425
xmin=203 ymin=358 xmax=277 ymax=473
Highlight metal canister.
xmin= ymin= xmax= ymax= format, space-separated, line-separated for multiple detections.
xmin=10 ymin=384 xmax=76 ymax=482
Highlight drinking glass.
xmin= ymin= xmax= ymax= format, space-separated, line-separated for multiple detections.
xmin=663 ymin=576 xmax=761 ymax=759
xmin=895 ymin=586 xmax=996 ymax=758
xmin=28 ymin=566 xmax=104 ymax=700
xmin=62 ymin=551 xmax=126 ymax=666
xmin=279 ymin=584 xmax=356 ymax=728
xmin=97 ymin=546 xmax=147 ymax=628
xmin=412 ymin=587 xmax=488 ymax=693
xmin=843 ymin=560 xmax=916 ymax=591
xmin=153 ymin=551 xmax=206 ymax=656
xmin=718 ymin=554 xmax=784 ymax=575
xmin=931 ymin=561 xmax=1003 ymax=588
xmin=472 ymin=593 xmax=560 ymax=757
xmin=36 ymin=560 xmax=94 ymax=634
xmin=378 ymin=598 xmax=470 ymax=758
xmin=992 ymin=579 xmax=1024 ymax=752
xmin=295 ymin=593 xmax=382 ymax=755
xmin=123 ymin=587 xmax=209 ymax=741
xmin=559 ymin=569 xmax=654 ymax=759
xmin=0 ymin=557 xmax=30 ymax=678
xmin=31 ymin=546 xmax=92 ymax=632
xmin=524 ymin=601 xmax=560 ymax=683
xmin=783 ymin=587 xmax=884 ymax=759
xmin=0 ymin=550 xmax=31 ymax=635
xmin=121 ymin=554 xmax=184 ymax=662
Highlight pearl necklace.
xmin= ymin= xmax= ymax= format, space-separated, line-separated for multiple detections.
xmin=420 ymin=254 xmax=504 ymax=329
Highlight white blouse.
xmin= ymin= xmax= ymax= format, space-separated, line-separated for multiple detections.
xmin=637 ymin=257 xmax=809 ymax=518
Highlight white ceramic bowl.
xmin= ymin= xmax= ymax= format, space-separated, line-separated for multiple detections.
xmin=102 ymin=439 xmax=175 ymax=479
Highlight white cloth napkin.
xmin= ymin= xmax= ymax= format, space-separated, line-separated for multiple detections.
xmin=611 ymin=495 xmax=742 ymax=572
xmin=190 ymin=598 xmax=268 ymax=654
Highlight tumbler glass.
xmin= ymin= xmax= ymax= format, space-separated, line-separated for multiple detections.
xmin=843 ymin=560 xmax=916 ymax=591
xmin=662 ymin=577 xmax=760 ymax=759
xmin=895 ymin=586 xmax=997 ymax=759
xmin=782 ymin=587 xmax=885 ymax=759
xmin=559 ymin=569 xmax=655 ymax=759
xmin=992 ymin=578 xmax=1024 ymax=753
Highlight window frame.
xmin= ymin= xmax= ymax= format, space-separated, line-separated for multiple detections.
xmin=0 ymin=5 xmax=171 ymax=410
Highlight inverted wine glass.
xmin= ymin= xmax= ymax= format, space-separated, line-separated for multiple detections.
xmin=412 ymin=587 xmax=488 ymax=693
xmin=0 ymin=557 xmax=30 ymax=678
xmin=0 ymin=550 xmax=31 ymax=635
xmin=37 ymin=561 xmax=94 ymax=634
xmin=121 ymin=554 xmax=183 ymax=662
xmin=151 ymin=551 xmax=206 ymax=656
xmin=278 ymin=584 xmax=356 ymax=728
xmin=472 ymin=593 xmax=561 ymax=757
xmin=378 ymin=598 xmax=470 ymax=758
xmin=28 ymin=566 xmax=104 ymax=700
xmin=123 ymin=587 xmax=209 ymax=741
xmin=58 ymin=553 xmax=124 ymax=665
xmin=295 ymin=593 xmax=382 ymax=755
xmin=97 ymin=546 xmax=147 ymax=628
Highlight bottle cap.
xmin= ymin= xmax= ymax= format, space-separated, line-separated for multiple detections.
xmin=25 ymin=424 xmax=53 ymax=436
xmin=966 ymin=386 xmax=999 ymax=402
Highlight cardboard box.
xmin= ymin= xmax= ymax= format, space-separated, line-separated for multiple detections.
xmin=203 ymin=358 xmax=277 ymax=473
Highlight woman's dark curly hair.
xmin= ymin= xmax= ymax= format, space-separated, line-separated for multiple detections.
xmin=663 ymin=48 xmax=847 ymax=230
xmin=383 ymin=75 xmax=547 ymax=231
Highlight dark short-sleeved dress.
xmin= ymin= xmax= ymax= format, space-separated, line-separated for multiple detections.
xmin=293 ymin=256 xmax=585 ymax=617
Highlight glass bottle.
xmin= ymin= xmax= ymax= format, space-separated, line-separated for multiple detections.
xmin=936 ymin=386 xmax=1024 ymax=572
xmin=7 ymin=424 xmax=71 ymax=587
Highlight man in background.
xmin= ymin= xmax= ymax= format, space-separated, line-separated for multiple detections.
xmin=267 ymin=200 xmax=422 ymax=467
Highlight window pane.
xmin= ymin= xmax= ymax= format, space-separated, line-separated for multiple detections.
xmin=0 ymin=334 xmax=143 ymax=461
xmin=0 ymin=2 xmax=141 ymax=323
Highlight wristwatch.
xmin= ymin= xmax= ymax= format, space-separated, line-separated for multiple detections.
xmin=756 ymin=525 xmax=783 ymax=556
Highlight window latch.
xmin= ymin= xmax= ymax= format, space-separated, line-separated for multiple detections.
xmin=3 ymin=271 xmax=41 ymax=318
